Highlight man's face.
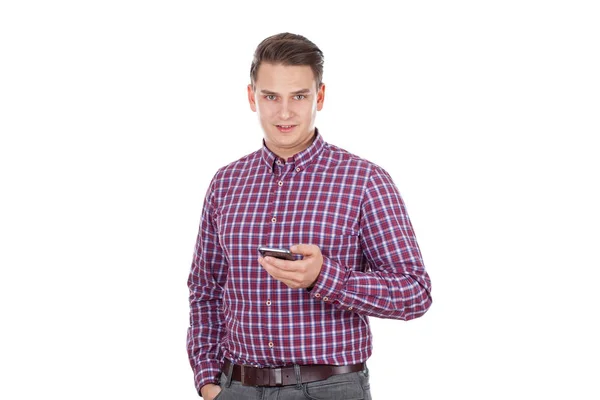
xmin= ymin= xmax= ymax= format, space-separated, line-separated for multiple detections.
xmin=248 ymin=63 xmax=325 ymax=159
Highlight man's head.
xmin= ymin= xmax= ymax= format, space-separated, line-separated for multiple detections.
xmin=247 ymin=33 xmax=325 ymax=160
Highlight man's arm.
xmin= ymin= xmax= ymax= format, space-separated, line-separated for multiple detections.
xmin=257 ymin=165 xmax=431 ymax=320
xmin=309 ymin=166 xmax=432 ymax=320
xmin=187 ymin=179 xmax=228 ymax=394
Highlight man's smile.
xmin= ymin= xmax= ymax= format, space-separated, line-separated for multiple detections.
xmin=275 ymin=124 xmax=297 ymax=132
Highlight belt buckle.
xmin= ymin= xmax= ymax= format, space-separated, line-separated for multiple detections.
xmin=240 ymin=365 xmax=285 ymax=387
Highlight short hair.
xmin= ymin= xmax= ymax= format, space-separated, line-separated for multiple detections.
xmin=250 ymin=32 xmax=324 ymax=90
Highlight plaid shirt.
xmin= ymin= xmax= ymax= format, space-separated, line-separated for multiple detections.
xmin=187 ymin=131 xmax=432 ymax=391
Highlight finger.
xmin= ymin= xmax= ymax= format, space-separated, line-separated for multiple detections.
xmin=259 ymin=257 xmax=287 ymax=276
xmin=290 ymin=244 xmax=318 ymax=256
xmin=261 ymin=256 xmax=296 ymax=271
xmin=260 ymin=259 xmax=297 ymax=285
xmin=259 ymin=259 xmax=280 ymax=279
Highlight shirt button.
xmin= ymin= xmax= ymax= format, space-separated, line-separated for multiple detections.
xmin=296 ymin=167 xmax=301 ymax=172
xmin=314 ymin=293 xmax=321 ymax=298
xmin=348 ymin=307 xmax=353 ymax=311
xmin=271 ymin=217 xmax=277 ymax=223
xmin=266 ymin=300 xmax=272 ymax=306
xmin=268 ymin=341 xmax=274 ymax=348
xmin=323 ymin=297 xmax=329 ymax=302
xmin=278 ymin=181 xmax=283 ymax=186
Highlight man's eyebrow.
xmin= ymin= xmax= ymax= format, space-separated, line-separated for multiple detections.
xmin=259 ymin=89 xmax=312 ymax=95
xmin=291 ymin=89 xmax=311 ymax=95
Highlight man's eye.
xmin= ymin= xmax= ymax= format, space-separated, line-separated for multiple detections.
xmin=294 ymin=95 xmax=306 ymax=100
xmin=265 ymin=95 xmax=277 ymax=101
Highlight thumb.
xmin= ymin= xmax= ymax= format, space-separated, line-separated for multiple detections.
xmin=290 ymin=243 xmax=318 ymax=256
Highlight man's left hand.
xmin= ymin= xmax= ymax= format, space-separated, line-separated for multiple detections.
xmin=258 ymin=244 xmax=323 ymax=289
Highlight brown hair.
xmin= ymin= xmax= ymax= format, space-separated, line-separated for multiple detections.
xmin=250 ymin=32 xmax=324 ymax=90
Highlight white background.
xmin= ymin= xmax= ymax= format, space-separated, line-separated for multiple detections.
xmin=1 ymin=1 xmax=598 ymax=399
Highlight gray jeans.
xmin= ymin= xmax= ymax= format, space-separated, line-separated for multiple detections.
xmin=213 ymin=364 xmax=372 ymax=400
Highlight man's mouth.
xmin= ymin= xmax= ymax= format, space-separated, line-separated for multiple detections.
xmin=276 ymin=125 xmax=296 ymax=132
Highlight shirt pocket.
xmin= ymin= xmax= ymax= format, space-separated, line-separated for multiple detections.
xmin=302 ymin=372 xmax=366 ymax=400
xmin=314 ymin=228 xmax=361 ymax=268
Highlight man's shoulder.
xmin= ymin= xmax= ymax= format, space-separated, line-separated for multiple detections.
xmin=212 ymin=149 xmax=262 ymax=180
xmin=323 ymin=142 xmax=386 ymax=173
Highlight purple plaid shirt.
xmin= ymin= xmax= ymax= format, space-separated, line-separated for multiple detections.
xmin=187 ymin=131 xmax=432 ymax=391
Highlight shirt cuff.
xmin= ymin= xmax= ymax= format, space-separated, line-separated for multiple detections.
xmin=308 ymin=256 xmax=347 ymax=305
xmin=194 ymin=360 xmax=222 ymax=395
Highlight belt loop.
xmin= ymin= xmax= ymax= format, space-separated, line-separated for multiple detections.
xmin=294 ymin=364 xmax=302 ymax=389
xmin=224 ymin=359 xmax=234 ymax=388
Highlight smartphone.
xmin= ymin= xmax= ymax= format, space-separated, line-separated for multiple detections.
xmin=258 ymin=246 xmax=294 ymax=261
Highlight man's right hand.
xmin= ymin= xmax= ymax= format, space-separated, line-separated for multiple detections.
xmin=200 ymin=383 xmax=222 ymax=400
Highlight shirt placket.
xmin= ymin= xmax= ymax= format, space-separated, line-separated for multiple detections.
xmin=269 ymin=158 xmax=295 ymax=238
xmin=264 ymin=158 xmax=297 ymax=360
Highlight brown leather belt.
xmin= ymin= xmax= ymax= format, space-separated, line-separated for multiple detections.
xmin=223 ymin=358 xmax=365 ymax=387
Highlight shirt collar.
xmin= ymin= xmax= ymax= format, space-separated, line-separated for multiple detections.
xmin=261 ymin=128 xmax=326 ymax=173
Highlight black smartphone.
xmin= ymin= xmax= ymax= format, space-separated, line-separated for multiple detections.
xmin=258 ymin=246 xmax=295 ymax=261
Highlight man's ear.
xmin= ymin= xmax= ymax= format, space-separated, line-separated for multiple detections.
xmin=247 ymin=84 xmax=257 ymax=112
xmin=316 ymin=83 xmax=326 ymax=111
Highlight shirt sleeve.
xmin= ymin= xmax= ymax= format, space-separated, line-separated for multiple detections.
xmin=308 ymin=166 xmax=432 ymax=320
xmin=186 ymin=177 xmax=228 ymax=393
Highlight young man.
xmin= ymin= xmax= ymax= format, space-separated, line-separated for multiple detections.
xmin=187 ymin=33 xmax=432 ymax=400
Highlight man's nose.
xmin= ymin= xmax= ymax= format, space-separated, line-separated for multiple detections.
xmin=278 ymin=101 xmax=293 ymax=120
